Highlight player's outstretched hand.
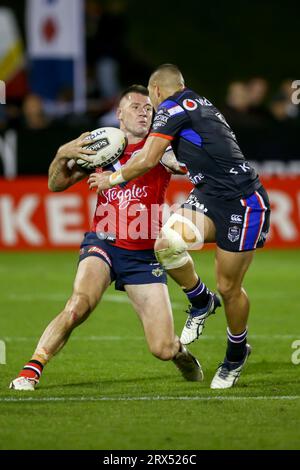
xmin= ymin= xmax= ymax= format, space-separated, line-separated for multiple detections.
xmin=88 ymin=171 xmax=113 ymax=194
xmin=56 ymin=132 xmax=98 ymax=164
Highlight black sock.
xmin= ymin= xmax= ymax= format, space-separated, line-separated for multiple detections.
xmin=183 ymin=278 xmax=210 ymax=309
xmin=226 ymin=328 xmax=248 ymax=362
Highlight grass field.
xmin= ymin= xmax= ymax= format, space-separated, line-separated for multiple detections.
xmin=0 ymin=249 xmax=299 ymax=450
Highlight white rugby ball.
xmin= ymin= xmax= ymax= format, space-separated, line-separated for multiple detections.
xmin=77 ymin=127 xmax=127 ymax=169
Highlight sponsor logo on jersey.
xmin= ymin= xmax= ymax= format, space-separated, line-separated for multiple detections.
xmin=168 ymin=105 xmax=185 ymax=116
xmin=152 ymin=267 xmax=164 ymax=277
xmin=230 ymin=214 xmax=243 ymax=224
xmin=87 ymin=246 xmax=112 ymax=266
xmin=185 ymin=194 xmax=208 ymax=213
xmin=195 ymin=97 xmax=213 ymax=106
xmin=189 ymin=172 xmax=204 ymax=185
xmin=102 ymin=184 xmax=149 ymax=210
xmin=230 ymin=162 xmax=251 ymax=175
xmin=152 ymin=111 xmax=170 ymax=129
xmin=228 ymin=226 xmax=241 ymax=243
xmin=154 ymin=113 xmax=169 ymax=124
xmin=183 ymin=99 xmax=198 ymax=111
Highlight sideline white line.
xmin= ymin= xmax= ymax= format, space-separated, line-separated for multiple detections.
xmin=2 ymin=334 xmax=298 ymax=342
xmin=1 ymin=396 xmax=299 ymax=403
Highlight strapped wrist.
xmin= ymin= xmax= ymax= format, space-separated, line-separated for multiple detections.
xmin=109 ymin=170 xmax=126 ymax=186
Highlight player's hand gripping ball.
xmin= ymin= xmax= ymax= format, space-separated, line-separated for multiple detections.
xmin=77 ymin=127 xmax=127 ymax=170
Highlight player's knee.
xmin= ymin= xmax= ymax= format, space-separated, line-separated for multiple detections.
xmin=155 ymin=214 xmax=203 ymax=271
xmin=150 ymin=341 xmax=175 ymax=361
xmin=173 ymin=220 xmax=197 ymax=244
xmin=155 ymin=227 xmax=189 ymax=270
xmin=65 ymin=292 xmax=92 ymax=325
xmin=217 ymin=279 xmax=241 ymax=300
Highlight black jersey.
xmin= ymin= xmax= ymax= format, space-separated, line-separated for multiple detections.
xmin=150 ymin=88 xmax=261 ymax=200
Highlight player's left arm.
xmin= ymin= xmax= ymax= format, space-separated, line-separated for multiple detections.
xmin=113 ymin=142 xmax=188 ymax=178
xmin=122 ymin=135 xmax=170 ymax=179
xmin=89 ymin=101 xmax=188 ymax=191
xmin=88 ymin=136 xmax=170 ymax=192
xmin=111 ymin=101 xmax=188 ymax=185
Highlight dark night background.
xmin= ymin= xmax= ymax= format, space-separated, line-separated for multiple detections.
xmin=1 ymin=0 xmax=300 ymax=175
xmin=126 ymin=0 xmax=300 ymax=102
xmin=2 ymin=0 xmax=299 ymax=103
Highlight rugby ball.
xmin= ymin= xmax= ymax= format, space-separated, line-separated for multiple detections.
xmin=77 ymin=127 xmax=127 ymax=169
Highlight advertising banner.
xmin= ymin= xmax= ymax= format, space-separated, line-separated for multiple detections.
xmin=0 ymin=176 xmax=299 ymax=250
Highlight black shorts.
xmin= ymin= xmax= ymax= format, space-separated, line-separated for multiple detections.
xmin=181 ymin=185 xmax=271 ymax=252
xmin=79 ymin=232 xmax=167 ymax=291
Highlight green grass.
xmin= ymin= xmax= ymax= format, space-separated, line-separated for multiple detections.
xmin=0 ymin=250 xmax=300 ymax=450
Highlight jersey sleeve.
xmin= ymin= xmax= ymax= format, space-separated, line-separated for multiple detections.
xmin=149 ymin=99 xmax=188 ymax=141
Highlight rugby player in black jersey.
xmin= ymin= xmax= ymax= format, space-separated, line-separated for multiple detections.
xmin=90 ymin=64 xmax=271 ymax=389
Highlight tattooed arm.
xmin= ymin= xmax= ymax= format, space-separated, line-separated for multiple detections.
xmin=48 ymin=132 xmax=96 ymax=192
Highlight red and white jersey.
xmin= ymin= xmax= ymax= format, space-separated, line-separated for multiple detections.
xmin=92 ymin=139 xmax=171 ymax=250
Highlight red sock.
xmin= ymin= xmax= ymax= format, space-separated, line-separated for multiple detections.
xmin=19 ymin=360 xmax=44 ymax=383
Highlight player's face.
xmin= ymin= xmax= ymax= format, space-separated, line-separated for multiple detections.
xmin=117 ymin=93 xmax=153 ymax=138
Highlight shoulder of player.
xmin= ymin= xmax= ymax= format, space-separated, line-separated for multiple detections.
xmin=157 ymin=98 xmax=180 ymax=112
xmin=157 ymin=88 xmax=192 ymax=109
xmin=157 ymin=88 xmax=206 ymax=116
xmin=156 ymin=99 xmax=187 ymax=119
xmin=171 ymin=88 xmax=215 ymax=110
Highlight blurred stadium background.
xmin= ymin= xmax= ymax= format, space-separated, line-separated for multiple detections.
xmin=0 ymin=0 xmax=300 ymax=249
xmin=0 ymin=0 xmax=300 ymax=451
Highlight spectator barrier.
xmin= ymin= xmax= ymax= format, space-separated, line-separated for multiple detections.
xmin=0 ymin=176 xmax=299 ymax=250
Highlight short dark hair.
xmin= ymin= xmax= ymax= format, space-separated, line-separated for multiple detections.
xmin=119 ymin=84 xmax=149 ymax=101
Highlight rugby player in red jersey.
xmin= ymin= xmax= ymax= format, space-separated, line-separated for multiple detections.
xmin=10 ymin=85 xmax=206 ymax=391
